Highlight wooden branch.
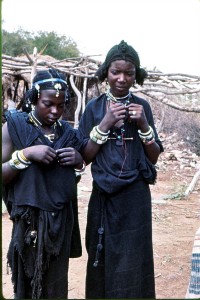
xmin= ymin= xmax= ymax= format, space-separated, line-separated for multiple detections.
xmin=82 ymin=64 xmax=88 ymax=114
xmin=30 ymin=47 xmax=38 ymax=87
xmin=141 ymin=92 xmax=200 ymax=113
xmin=69 ymin=75 xmax=82 ymax=128
xmin=2 ymin=65 xmax=33 ymax=70
xmin=132 ymin=87 xmax=200 ymax=95
xmin=2 ymin=61 xmax=29 ymax=67
xmin=184 ymin=168 xmax=200 ymax=197
xmin=148 ymin=72 xmax=200 ymax=80
xmin=23 ymin=48 xmax=33 ymax=65
xmin=2 ymin=54 xmax=31 ymax=64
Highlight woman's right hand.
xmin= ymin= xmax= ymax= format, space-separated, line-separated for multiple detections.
xmin=98 ymin=102 xmax=126 ymax=132
xmin=23 ymin=145 xmax=57 ymax=164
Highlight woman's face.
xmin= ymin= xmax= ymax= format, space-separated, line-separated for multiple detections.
xmin=107 ymin=60 xmax=136 ymax=97
xmin=34 ymin=90 xmax=65 ymax=126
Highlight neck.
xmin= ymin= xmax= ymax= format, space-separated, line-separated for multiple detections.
xmin=29 ymin=111 xmax=57 ymax=129
xmin=30 ymin=111 xmax=43 ymax=127
xmin=106 ymin=90 xmax=131 ymax=103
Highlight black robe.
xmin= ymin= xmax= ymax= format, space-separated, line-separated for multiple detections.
xmin=3 ymin=111 xmax=87 ymax=299
xmin=78 ymin=93 xmax=164 ymax=299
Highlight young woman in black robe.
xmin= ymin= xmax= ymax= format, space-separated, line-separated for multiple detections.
xmin=78 ymin=40 xmax=164 ymax=299
xmin=2 ymin=69 xmax=88 ymax=299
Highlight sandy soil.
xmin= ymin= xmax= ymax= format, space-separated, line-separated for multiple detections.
xmin=2 ymin=160 xmax=200 ymax=299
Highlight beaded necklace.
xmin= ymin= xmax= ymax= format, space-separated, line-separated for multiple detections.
xmin=29 ymin=112 xmax=60 ymax=142
xmin=106 ymin=90 xmax=131 ymax=104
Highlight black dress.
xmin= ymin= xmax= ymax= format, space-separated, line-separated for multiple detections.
xmin=3 ymin=111 xmax=87 ymax=299
xmin=78 ymin=93 xmax=164 ymax=299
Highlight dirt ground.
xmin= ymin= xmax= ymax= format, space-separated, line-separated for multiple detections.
xmin=2 ymin=153 xmax=200 ymax=299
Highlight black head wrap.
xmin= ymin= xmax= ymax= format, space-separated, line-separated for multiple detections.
xmin=22 ymin=68 xmax=70 ymax=112
xmin=96 ymin=40 xmax=147 ymax=86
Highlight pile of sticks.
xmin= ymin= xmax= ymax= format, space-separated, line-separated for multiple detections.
xmin=2 ymin=49 xmax=200 ymax=128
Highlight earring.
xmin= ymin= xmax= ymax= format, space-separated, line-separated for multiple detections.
xmin=54 ymin=83 xmax=62 ymax=97
xmin=35 ymin=84 xmax=40 ymax=98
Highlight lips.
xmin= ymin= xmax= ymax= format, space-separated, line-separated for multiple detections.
xmin=115 ymin=85 xmax=128 ymax=91
xmin=48 ymin=117 xmax=57 ymax=123
xmin=114 ymin=86 xmax=129 ymax=96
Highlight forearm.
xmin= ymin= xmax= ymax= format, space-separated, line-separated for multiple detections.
xmin=143 ymin=141 xmax=161 ymax=164
xmin=137 ymin=122 xmax=161 ymax=164
xmin=2 ymin=149 xmax=32 ymax=184
xmin=2 ymin=162 xmax=20 ymax=185
xmin=82 ymin=139 xmax=101 ymax=164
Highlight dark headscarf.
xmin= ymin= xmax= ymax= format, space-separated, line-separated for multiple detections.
xmin=96 ymin=40 xmax=147 ymax=86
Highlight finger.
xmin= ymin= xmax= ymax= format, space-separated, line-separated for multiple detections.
xmin=46 ymin=146 xmax=56 ymax=154
xmin=59 ymin=155 xmax=73 ymax=163
xmin=58 ymin=151 xmax=75 ymax=159
xmin=48 ymin=152 xmax=57 ymax=159
xmin=56 ymin=148 xmax=74 ymax=155
xmin=46 ymin=154 xmax=56 ymax=161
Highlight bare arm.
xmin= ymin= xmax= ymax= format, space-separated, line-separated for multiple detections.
xmin=2 ymin=123 xmax=19 ymax=184
xmin=127 ymin=103 xmax=161 ymax=164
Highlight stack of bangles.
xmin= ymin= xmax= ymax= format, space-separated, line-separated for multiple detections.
xmin=9 ymin=150 xmax=32 ymax=170
xmin=90 ymin=125 xmax=110 ymax=144
xmin=138 ymin=125 xmax=155 ymax=145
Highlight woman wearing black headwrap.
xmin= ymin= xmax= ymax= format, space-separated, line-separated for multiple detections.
xmin=2 ymin=69 xmax=88 ymax=299
xmin=78 ymin=41 xmax=164 ymax=298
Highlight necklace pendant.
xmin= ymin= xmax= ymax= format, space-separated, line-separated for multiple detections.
xmin=44 ymin=134 xmax=55 ymax=142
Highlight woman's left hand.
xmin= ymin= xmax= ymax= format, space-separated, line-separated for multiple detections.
xmin=126 ymin=103 xmax=149 ymax=131
xmin=56 ymin=147 xmax=83 ymax=166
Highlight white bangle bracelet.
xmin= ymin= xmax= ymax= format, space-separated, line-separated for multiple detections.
xmin=74 ymin=161 xmax=86 ymax=175
xmin=96 ymin=125 xmax=110 ymax=136
xmin=138 ymin=126 xmax=153 ymax=136
xmin=9 ymin=151 xmax=30 ymax=170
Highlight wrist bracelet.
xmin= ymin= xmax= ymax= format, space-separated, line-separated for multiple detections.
xmin=143 ymin=138 xmax=155 ymax=146
xmin=9 ymin=150 xmax=32 ymax=170
xmin=74 ymin=160 xmax=86 ymax=176
xmin=138 ymin=125 xmax=155 ymax=144
xmin=138 ymin=126 xmax=153 ymax=136
xmin=96 ymin=125 xmax=110 ymax=136
xmin=90 ymin=126 xmax=109 ymax=144
xmin=18 ymin=150 xmax=32 ymax=165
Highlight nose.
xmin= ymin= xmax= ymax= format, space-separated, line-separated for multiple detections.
xmin=51 ymin=106 xmax=59 ymax=114
xmin=117 ymin=73 xmax=126 ymax=82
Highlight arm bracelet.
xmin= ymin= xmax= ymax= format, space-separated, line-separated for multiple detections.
xmin=138 ymin=125 xmax=154 ymax=136
xmin=8 ymin=150 xmax=32 ymax=170
xmin=90 ymin=126 xmax=109 ymax=144
xmin=74 ymin=160 xmax=86 ymax=176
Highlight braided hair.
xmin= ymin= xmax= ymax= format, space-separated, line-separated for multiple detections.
xmin=22 ymin=68 xmax=70 ymax=112
xmin=96 ymin=40 xmax=148 ymax=86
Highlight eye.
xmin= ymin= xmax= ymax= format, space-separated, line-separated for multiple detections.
xmin=111 ymin=70 xmax=117 ymax=75
xmin=58 ymin=103 xmax=65 ymax=108
xmin=126 ymin=71 xmax=135 ymax=76
xmin=44 ymin=103 xmax=52 ymax=108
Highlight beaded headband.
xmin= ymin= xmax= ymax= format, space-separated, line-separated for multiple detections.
xmin=32 ymin=78 xmax=68 ymax=97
